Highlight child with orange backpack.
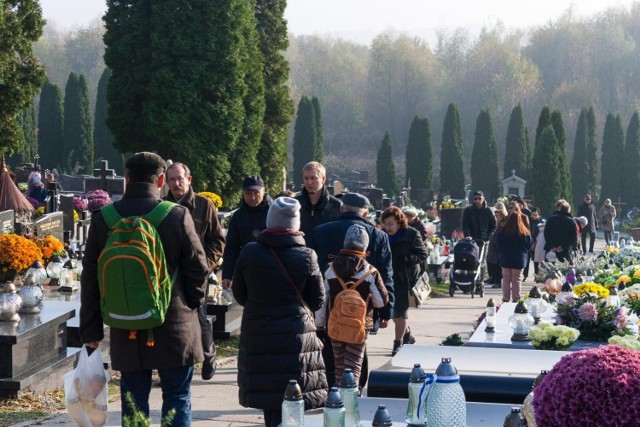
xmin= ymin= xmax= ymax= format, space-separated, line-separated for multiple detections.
xmin=315 ymin=224 xmax=389 ymax=386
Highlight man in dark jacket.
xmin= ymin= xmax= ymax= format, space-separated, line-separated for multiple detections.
xmin=544 ymin=199 xmax=578 ymax=263
xmin=164 ymin=162 xmax=225 ymax=380
xmin=80 ymin=152 xmax=209 ymax=426
xmin=295 ymin=161 xmax=342 ymax=245
xmin=221 ymin=176 xmax=272 ymax=289
xmin=462 ymin=190 xmax=496 ymax=241
xmin=310 ymin=192 xmax=394 ymax=388
xmin=576 ymin=194 xmax=599 ymax=254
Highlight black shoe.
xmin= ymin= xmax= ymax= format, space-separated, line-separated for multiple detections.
xmin=201 ymin=356 xmax=216 ymax=381
xmin=391 ymin=340 xmax=403 ymax=356
xmin=483 ymin=279 xmax=495 ymax=285
xmin=403 ymin=329 xmax=416 ymax=345
xmin=491 ymin=284 xmax=502 ymax=288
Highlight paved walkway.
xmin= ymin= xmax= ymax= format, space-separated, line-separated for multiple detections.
xmin=15 ymin=236 xmax=610 ymax=426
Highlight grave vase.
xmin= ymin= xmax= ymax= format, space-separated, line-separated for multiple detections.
xmin=18 ymin=274 xmax=43 ymax=313
xmin=0 ymin=282 xmax=23 ymax=322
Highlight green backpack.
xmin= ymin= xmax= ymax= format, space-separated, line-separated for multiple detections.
xmin=97 ymin=201 xmax=178 ymax=346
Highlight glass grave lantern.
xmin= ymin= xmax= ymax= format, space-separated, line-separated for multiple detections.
xmin=59 ymin=260 xmax=78 ymax=292
xmin=45 ymin=255 xmax=65 ymax=286
xmin=26 ymin=260 xmax=47 ymax=286
xmin=508 ymin=300 xmax=534 ymax=342
xmin=608 ymin=286 xmax=621 ymax=308
xmin=485 ymin=298 xmax=496 ymax=332
xmin=524 ymin=286 xmax=548 ymax=324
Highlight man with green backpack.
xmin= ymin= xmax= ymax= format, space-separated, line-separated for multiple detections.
xmin=80 ymin=152 xmax=209 ymax=426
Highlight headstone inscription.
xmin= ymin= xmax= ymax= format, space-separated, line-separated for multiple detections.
xmin=33 ymin=211 xmax=64 ymax=242
xmin=0 ymin=210 xmax=14 ymax=234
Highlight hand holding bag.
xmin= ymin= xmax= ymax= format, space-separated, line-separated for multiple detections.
xmin=64 ymin=345 xmax=109 ymax=427
xmin=409 ymin=271 xmax=431 ymax=307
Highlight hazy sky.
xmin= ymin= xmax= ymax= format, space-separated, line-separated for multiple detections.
xmin=40 ymin=0 xmax=637 ymax=45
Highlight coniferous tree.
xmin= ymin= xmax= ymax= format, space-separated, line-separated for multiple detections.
xmin=292 ymin=96 xmax=317 ymax=190
xmin=377 ymin=131 xmax=399 ymax=196
xmin=439 ymin=103 xmax=465 ymax=198
xmin=535 ymin=106 xmax=552 ymax=146
xmin=38 ymin=80 xmax=65 ymax=171
xmin=8 ymin=106 xmax=37 ymax=167
xmin=63 ymin=73 xmax=93 ymax=173
xmin=600 ymin=113 xmax=625 ymax=204
xmin=311 ymin=96 xmax=324 ymax=163
xmin=523 ymin=127 xmax=532 ymax=183
xmin=470 ymin=109 xmax=499 ymax=201
xmin=93 ymin=68 xmax=123 ymax=174
xmin=104 ymin=0 xmax=263 ymax=203
xmin=255 ymin=0 xmax=294 ymax=193
xmin=551 ymin=109 xmax=572 ymax=200
xmin=0 ymin=1 xmax=46 ymax=154
xmin=503 ymin=104 xmax=528 ymax=180
xmin=585 ymin=106 xmax=599 ymax=198
xmin=571 ymin=109 xmax=590 ymax=208
xmin=531 ymin=126 xmax=563 ymax=215
xmin=405 ymin=115 xmax=432 ymax=190
xmin=624 ymin=112 xmax=640 ymax=206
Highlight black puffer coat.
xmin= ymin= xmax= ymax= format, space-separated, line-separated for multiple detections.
xmin=388 ymin=226 xmax=428 ymax=314
xmin=232 ymin=230 xmax=328 ymax=410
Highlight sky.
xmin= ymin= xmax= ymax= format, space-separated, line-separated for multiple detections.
xmin=40 ymin=0 xmax=637 ymax=45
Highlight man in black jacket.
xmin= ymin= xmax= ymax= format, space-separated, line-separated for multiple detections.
xmin=310 ymin=192 xmax=394 ymax=388
xmin=295 ymin=161 xmax=342 ymax=245
xmin=544 ymin=199 xmax=578 ymax=263
xmin=462 ymin=190 xmax=496 ymax=241
xmin=576 ymin=194 xmax=599 ymax=254
xmin=165 ymin=162 xmax=225 ymax=380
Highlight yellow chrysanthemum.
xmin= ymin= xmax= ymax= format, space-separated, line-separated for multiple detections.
xmin=617 ymin=275 xmax=633 ymax=285
xmin=573 ymin=282 xmax=609 ymax=298
xmin=198 ymin=191 xmax=223 ymax=208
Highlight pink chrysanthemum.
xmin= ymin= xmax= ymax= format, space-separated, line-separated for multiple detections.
xmin=578 ymin=302 xmax=598 ymax=322
xmin=533 ymin=345 xmax=640 ymax=426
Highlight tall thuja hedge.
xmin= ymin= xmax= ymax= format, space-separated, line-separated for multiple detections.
xmin=600 ymin=113 xmax=625 ymax=204
xmin=470 ymin=109 xmax=499 ymax=201
xmin=292 ymin=96 xmax=317 ymax=190
xmin=571 ymin=108 xmax=590 ymax=208
xmin=405 ymin=115 xmax=432 ymax=190
xmin=440 ymin=103 xmax=465 ymax=198
xmin=311 ymin=96 xmax=324 ymax=163
xmin=7 ymin=106 xmax=37 ymax=167
xmin=551 ymin=109 xmax=572 ymax=200
xmin=503 ymin=104 xmax=529 ymax=180
xmin=531 ymin=126 xmax=563 ymax=215
xmin=94 ymin=68 xmax=123 ymax=174
xmin=63 ymin=73 xmax=93 ymax=174
xmin=585 ymin=107 xmax=599 ymax=198
xmin=38 ymin=80 xmax=64 ymax=171
xmin=376 ymin=131 xmax=399 ymax=196
xmin=535 ymin=106 xmax=552 ymax=146
xmin=624 ymin=112 xmax=640 ymax=206
xmin=255 ymin=0 xmax=294 ymax=193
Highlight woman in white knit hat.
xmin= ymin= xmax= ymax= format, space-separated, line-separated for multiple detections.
xmin=232 ymin=197 xmax=327 ymax=427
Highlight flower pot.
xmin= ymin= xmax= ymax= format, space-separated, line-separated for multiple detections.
xmin=631 ymin=228 xmax=640 ymax=241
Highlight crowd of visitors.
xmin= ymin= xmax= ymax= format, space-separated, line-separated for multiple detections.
xmin=78 ymin=151 xmax=618 ymax=426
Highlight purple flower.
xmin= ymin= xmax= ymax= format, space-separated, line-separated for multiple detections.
xmin=73 ymin=196 xmax=88 ymax=211
xmin=83 ymin=189 xmax=109 ymax=200
xmin=578 ymin=302 xmax=598 ymax=322
xmin=25 ymin=195 xmax=41 ymax=209
xmin=88 ymin=198 xmax=111 ymax=212
xmin=533 ymin=346 xmax=640 ymax=426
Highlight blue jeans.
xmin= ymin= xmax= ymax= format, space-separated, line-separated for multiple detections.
xmin=121 ymin=365 xmax=194 ymax=426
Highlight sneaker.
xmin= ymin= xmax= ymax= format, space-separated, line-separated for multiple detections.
xmin=391 ymin=340 xmax=403 ymax=356
xmin=491 ymin=284 xmax=502 ymax=289
xmin=201 ymin=356 xmax=216 ymax=381
xmin=402 ymin=329 xmax=416 ymax=345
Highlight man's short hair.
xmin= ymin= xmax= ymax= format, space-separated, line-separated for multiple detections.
xmin=473 ymin=190 xmax=484 ymax=197
xmin=125 ymin=152 xmax=167 ymax=184
xmin=302 ymin=161 xmax=326 ymax=177
xmin=166 ymin=162 xmax=190 ymax=178
xmin=556 ymin=199 xmax=571 ymax=214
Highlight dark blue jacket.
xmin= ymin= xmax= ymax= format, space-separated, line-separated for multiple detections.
xmin=462 ymin=202 xmax=496 ymax=241
xmin=310 ymin=211 xmax=394 ymax=320
xmin=496 ymin=230 xmax=532 ymax=269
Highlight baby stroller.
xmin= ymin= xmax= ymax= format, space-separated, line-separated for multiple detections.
xmin=449 ymin=239 xmax=486 ymax=298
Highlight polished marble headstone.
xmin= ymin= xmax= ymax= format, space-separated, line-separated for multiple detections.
xmin=0 ymin=210 xmax=14 ymax=234
xmin=33 ymin=211 xmax=64 ymax=241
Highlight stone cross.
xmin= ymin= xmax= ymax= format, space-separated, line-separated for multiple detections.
xmin=612 ymin=197 xmax=626 ymax=218
xmin=93 ymin=160 xmax=115 ymax=191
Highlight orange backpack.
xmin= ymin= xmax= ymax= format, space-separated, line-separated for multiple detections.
xmin=327 ymin=265 xmax=375 ymax=344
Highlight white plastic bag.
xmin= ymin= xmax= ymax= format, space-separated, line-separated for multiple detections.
xmin=64 ymin=346 xmax=109 ymax=427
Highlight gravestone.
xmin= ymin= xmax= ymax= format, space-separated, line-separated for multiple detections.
xmin=356 ymin=187 xmax=384 ymax=210
xmin=439 ymin=208 xmax=464 ymax=239
xmin=33 ymin=212 xmax=64 ymax=241
xmin=106 ymin=176 xmax=126 ymax=199
xmin=413 ymin=188 xmax=435 ymax=210
xmin=59 ymin=194 xmax=76 ymax=240
xmin=57 ymin=175 xmax=87 ymax=193
xmin=13 ymin=164 xmax=35 ymax=184
xmin=94 ymin=160 xmax=115 ymax=191
xmin=0 ymin=210 xmax=14 ymax=234
xmin=83 ymin=176 xmax=102 ymax=192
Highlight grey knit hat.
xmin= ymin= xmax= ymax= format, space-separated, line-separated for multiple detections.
xmin=343 ymin=224 xmax=369 ymax=251
xmin=266 ymin=197 xmax=301 ymax=230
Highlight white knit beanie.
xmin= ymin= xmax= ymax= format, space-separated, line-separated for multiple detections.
xmin=267 ymin=197 xmax=301 ymax=230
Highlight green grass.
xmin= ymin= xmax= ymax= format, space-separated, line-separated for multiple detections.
xmin=430 ymin=280 xmax=451 ymax=297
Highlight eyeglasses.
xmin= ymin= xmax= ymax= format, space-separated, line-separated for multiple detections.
xmin=473 ymin=197 xmax=482 ymax=201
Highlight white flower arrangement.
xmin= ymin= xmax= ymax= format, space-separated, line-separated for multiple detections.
xmin=529 ymin=321 xmax=580 ymax=350
xmin=608 ymin=334 xmax=640 ymax=350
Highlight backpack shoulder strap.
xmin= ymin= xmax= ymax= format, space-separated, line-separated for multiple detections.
xmin=144 ymin=201 xmax=176 ymax=228
xmin=353 ymin=267 xmax=375 ymax=287
xmin=100 ymin=203 xmax=121 ymax=229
